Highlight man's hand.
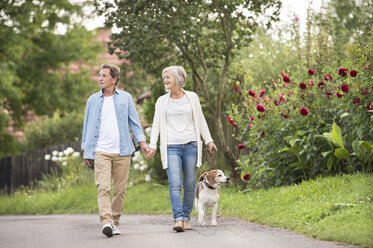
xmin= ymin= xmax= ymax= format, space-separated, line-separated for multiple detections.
xmin=207 ymin=142 xmax=218 ymax=153
xmin=139 ymin=142 xmax=150 ymax=157
xmin=83 ymin=159 xmax=94 ymax=167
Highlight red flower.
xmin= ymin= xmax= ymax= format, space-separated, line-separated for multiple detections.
xmin=367 ymin=102 xmax=373 ymax=111
xmin=237 ymin=144 xmax=246 ymax=149
xmin=299 ymin=107 xmax=309 ymax=116
xmin=341 ymin=84 xmax=349 ymax=93
xmin=234 ymin=85 xmax=240 ymax=92
xmin=248 ymin=90 xmax=255 ymax=97
xmin=317 ymin=81 xmax=325 ymax=89
xmin=324 ymin=74 xmax=333 ymax=81
xmin=353 ymin=97 xmax=360 ymax=105
xmin=299 ymin=82 xmax=307 ymax=90
xmin=227 ymin=116 xmax=238 ymax=127
xmin=243 ymin=173 xmax=251 ymax=181
xmin=361 ymin=88 xmax=369 ymax=96
xmin=325 ymin=89 xmax=333 ymax=98
xmin=280 ymin=113 xmax=289 ymax=119
xmin=256 ymin=104 xmax=266 ymax=112
xmin=248 ymin=124 xmax=253 ymax=129
xmin=259 ymin=89 xmax=266 ymax=97
xmin=338 ymin=68 xmax=348 ymax=77
xmin=294 ymin=16 xmax=299 ymax=22
xmin=308 ymin=68 xmax=315 ymax=76
xmin=282 ymin=74 xmax=290 ymax=83
xmin=260 ymin=131 xmax=265 ymax=138
xmin=350 ymin=70 xmax=358 ymax=77
xmin=273 ymin=98 xmax=280 ymax=106
xmin=335 ymin=92 xmax=343 ymax=98
xmin=308 ymin=81 xmax=314 ymax=87
xmin=250 ymin=116 xmax=254 ymax=121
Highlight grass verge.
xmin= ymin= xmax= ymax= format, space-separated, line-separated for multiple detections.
xmin=0 ymin=173 xmax=371 ymax=247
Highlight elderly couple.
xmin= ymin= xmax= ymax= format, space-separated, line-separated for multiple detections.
xmin=81 ymin=64 xmax=217 ymax=237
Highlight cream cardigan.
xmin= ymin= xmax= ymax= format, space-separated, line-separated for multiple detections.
xmin=149 ymin=90 xmax=213 ymax=169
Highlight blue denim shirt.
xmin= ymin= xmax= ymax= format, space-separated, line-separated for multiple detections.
xmin=81 ymin=88 xmax=145 ymax=159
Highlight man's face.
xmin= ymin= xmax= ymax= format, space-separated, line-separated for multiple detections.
xmin=98 ymin=68 xmax=116 ymax=90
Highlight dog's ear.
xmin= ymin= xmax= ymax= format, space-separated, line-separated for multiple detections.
xmin=206 ymin=170 xmax=217 ymax=185
xmin=198 ymin=172 xmax=208 ymax=182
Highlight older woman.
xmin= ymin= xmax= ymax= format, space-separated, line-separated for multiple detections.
xmin=147 ymin=65 xmax=217 ymax=232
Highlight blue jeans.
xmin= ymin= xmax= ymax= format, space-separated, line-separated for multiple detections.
xmin=166 ymin=141 xmax=198 ymax=222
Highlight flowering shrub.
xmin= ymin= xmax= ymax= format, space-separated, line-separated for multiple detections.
xmin=228 ymin=44 xmax=373 ymax=187
xmin=43 ymin=147 xmax=91 ymax=191
xmin=130 ymin=150 xmax=151 ymax=186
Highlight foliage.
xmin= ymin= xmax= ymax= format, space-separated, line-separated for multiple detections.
xmin=0 ymin=0 xmax=101 ymax=158
xmin=41 ymin=147 xmax=92 ymax=191
xmin=95 ymin=0 xmax=282 ymax=183
xmin=228 ymin=41 xmax=373 ymax=187
xmin=327 ymin=0 xmax=373 ymax=62
xmin=21 ymin=112 xmax=84 ymax=152
xmin=129 ymin=150 xmax=152 ymax=185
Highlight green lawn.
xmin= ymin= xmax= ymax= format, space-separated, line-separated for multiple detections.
xmin=0 ymin=173 xmax=372 ymax=247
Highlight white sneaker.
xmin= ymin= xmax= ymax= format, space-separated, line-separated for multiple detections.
xmin=102 ymin=222 xmax=113 ymax=237
xmin=112 ymin=225 xmax=121 ymax=235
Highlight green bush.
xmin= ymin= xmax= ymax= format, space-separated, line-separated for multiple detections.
xmin=228 ymin=42 xmax=373 ymax=187
xmin=21 ymin=111 xmax=84 ymax=152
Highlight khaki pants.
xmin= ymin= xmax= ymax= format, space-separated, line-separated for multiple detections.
xmin=94 ymin=151 xmax=131 ymax=226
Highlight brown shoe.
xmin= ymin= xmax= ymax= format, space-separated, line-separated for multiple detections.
xmin=183 ymin=221 xmax=192 ymax=230
xmin=173 ymin=220 xmax=185 ymax=232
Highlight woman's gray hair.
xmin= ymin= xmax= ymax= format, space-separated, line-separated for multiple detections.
xmin=101 ymin=63 xmax=120 ymax=85
xmin=162 ymin=66 xmax=187 ymax=88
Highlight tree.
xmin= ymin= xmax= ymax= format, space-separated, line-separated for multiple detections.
xmin=96 ymin=0 xmax=281 ymax=183
xmin=327 ymin=0 xmax=373 ymax=62
xmin=0 ymin=0 xmax=101 ymax=158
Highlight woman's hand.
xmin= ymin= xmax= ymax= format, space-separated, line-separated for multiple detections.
xmin=207 ymin=142 xmax=217 ymax=153
xmin=146 ymin=148 xmax=157 ymax=159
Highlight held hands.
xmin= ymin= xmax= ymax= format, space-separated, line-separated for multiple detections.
xmin=139 ymin=142 xmax=156 ymax=159
xmin=146 ymin=148 xmax=156 ymax=159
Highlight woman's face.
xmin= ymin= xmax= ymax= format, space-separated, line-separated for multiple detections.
xmin=163 ymin=71 xmax=178 ymax=91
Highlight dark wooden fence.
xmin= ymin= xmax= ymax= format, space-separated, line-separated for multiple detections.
xmin=0 ymin=140 xmax=81 ymax=194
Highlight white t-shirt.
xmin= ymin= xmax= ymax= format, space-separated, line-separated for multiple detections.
xmin=166 ymin=95 xmax=196 ymax=144
xmin=95 ymin=96 xmax=120 ymax=154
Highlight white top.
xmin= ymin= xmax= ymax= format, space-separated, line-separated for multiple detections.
xmin=166 ymin=95 xmax=196 ymax=144
xmin=95 ymin=96 xmax=120 ymax=154
xmin=149 ymin=90 xmax=213 ymax=169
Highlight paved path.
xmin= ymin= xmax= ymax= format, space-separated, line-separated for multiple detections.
xmin=0 ymin=214 xmax=357 ymax=248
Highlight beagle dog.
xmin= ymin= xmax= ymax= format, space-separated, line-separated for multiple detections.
xmin=194 ymin=169 xmax=229 ymax=226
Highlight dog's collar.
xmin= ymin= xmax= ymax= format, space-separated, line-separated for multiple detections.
xmin=203 ymin=180 xmax=216 ymax=190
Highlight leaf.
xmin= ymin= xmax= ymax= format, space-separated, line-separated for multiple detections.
xmin=280 ymin=147 xmax=298 ymax=155
xmin=290 ymin=162 xmax=302 ymax=167
xmin=321 ymin=132 xmax=333 ymax=143
xmin=340 ymin=112 xmax=349 ymax=119
xmin=297 ymin=130 xmax=307 ymax=136
xmin=283 ymin=136 xmax=293 ymax=145
xmin=327 ymin=157 xmax=334 ymax=170
xmin=322 ymin=151 xmax=333 ymax=158
xmin=360 ymin=141 xmax=373 ymax=153
xmin=331 ymin=122 xmax=344 ymax=148
xmin=290 ymin=139 xmax=300 ymax=148
xmin=335 ymin=148 xmax=350 ymax=160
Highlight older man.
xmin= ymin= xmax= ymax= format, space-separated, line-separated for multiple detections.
xmin=82 ymin=63 xmax=149 ymax=237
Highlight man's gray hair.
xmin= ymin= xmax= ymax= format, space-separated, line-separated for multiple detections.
xmin=162 ymin=66 xmax=187 ymax=88
xmin=101 ymin=64 xmax=120 ymax=85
